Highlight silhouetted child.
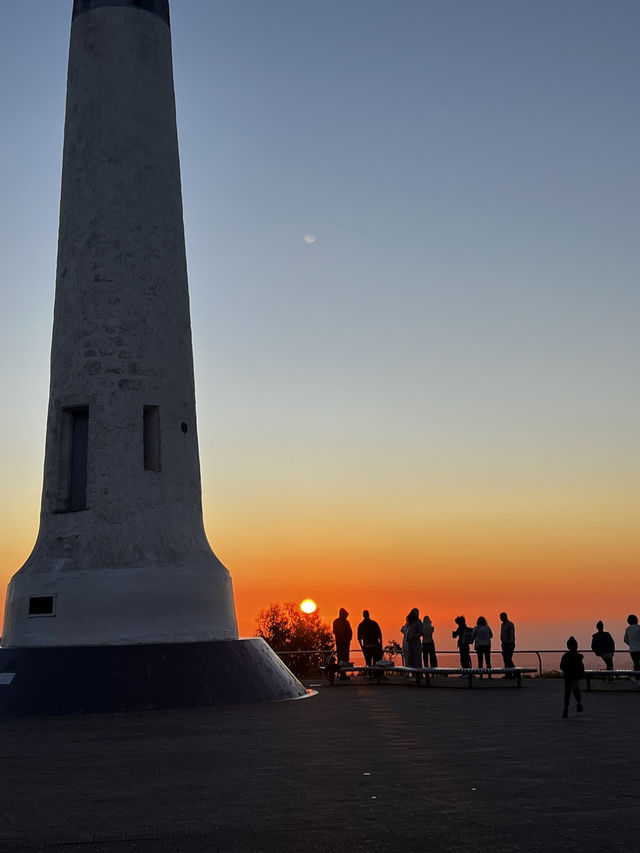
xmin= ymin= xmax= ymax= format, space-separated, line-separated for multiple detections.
xmin=560 ymin=636 xmax=585 ymax=719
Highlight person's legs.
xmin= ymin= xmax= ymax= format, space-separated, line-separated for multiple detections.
xmin=501 ymin=642 xmax=515 ymax=669
xmin=336 ymin=642 xmax=349 ymax=663
xmin=563 ymin=679 xmax=582 ymax=715
xmin=480 ymin=648 xmax=490 ymax=667
xmin=563 ymin=679 xmax=572 ymax=716
xmin=407 ymin=639 xmax=422 ymax=683
xmin=631 ymin=651 xmax=640 ymax=672
xmin=573 ymin=681 xmax=583 ymax=712
xmin=603 ymin=654 xmax=614 ymax=671
xmin=336 ymin=642 xmax=350 ymax=678
xmin=476 ymin=646 xmax=490 ymax=676
xmin=423 ymin=641 xmax=437 ymax=668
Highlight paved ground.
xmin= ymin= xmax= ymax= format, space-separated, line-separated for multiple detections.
xmin=1 ymin=675 xmax=639 ymax=852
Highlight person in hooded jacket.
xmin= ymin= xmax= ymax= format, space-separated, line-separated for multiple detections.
xmin=332 ymin=608 xmax=353 ymax=680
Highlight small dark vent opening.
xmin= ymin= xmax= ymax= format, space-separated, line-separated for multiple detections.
xmin=29 ymin=596 xmax=55 ymax=616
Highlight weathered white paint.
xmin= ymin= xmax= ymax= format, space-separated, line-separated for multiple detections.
xmin=2 ymin=3 xmax=238 ymax=647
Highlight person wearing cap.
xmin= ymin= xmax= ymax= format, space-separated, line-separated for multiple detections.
xmin=332 ymin=608 xmax=353 ymax=680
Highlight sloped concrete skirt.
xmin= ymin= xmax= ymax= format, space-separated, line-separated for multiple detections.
xmin=0 ymin=637 xmax=310 ymax=717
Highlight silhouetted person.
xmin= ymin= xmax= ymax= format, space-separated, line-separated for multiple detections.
xmin=357 ymin=610 xmax=383 ymax=668
xmin=472 ymin=616 xmax=493 ymax=676
xmin=332 ymin=608 xmax=352 ymax=680
xmin=560 ymin=636 xmax=584 ymax=719
xmin=421 ymin=614 xmax=438 ymax=667
xmin=405 ymin=608 xmax=423 ymax=682
xmin=591 ymin=620 xmax=615 ymax=670
xmin=623 ymin=614 xmax=640 ymax=677
xmin=499 ymin=611 xmax=516 ymax=674
xmin=452 ymin=616 xmax=472 ymax=669
xmin=400 ymin=618 xmax=409 ymax=665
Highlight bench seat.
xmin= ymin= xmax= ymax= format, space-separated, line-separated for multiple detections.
xmin=583 ymin=670 xmax=640 ymax=691
xmin=321 ymin=663 xmax=536 ymax=687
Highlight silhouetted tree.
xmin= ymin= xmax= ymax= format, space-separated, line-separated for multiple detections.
xmin=255 ymin=602 xmax=334 ymax=676
xmin=383 ymin=639 xmax=402 ymax=663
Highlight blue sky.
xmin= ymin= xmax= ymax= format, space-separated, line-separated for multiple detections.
xmin=1 ymin=1 xmax=639 ymax=646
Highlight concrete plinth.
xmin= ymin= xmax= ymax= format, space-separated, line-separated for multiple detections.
xmin=0 ymin=638 xmax=308 ymax=717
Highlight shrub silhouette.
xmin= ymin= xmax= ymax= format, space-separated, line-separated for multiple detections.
xmin=255 ymin=602 xmax=334 ymax=677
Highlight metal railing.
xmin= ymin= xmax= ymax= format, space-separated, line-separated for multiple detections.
xmin=274 ymin=648 xmax=629 ymax=678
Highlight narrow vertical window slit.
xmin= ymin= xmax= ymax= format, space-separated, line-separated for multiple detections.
xmin=143 ymin=405 xmax=161 ymax=471
xmin=68 ymin=407 xmax=89 ymax=511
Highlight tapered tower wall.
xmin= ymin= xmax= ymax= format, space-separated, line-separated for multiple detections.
xmin=1 ymin=1 xmax=238 ymax=647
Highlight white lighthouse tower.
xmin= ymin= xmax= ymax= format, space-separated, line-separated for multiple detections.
xmin=0 ymin=0 xmax=307 ymax=714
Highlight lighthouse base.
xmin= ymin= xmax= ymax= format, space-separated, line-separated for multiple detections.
xmin=0 ymin=637 xmax=310 ymax=717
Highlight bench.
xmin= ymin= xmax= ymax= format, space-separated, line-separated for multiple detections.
xmin=583 ymin=670 xmax=640 ymax=691
xmin=419 ymin=666 xmax=537 ymax=688
xmin=321 ymin=663 xmax=536 ymax=688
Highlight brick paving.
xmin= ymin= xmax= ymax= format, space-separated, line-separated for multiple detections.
xmin=1 ymin=675 xmax=639 ymax=852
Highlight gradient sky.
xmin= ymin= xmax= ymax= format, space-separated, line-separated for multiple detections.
xmin=1 ymin=1 xmax=638 ymax=655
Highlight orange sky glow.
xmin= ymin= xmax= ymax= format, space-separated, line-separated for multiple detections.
xmin=2 ymin=455 xmax=637 ymax=659
xmin=1 ymin=458 xmax=637 ymax=666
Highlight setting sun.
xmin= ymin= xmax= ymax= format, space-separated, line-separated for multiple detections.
xmin=300 ymin=599 xmax=317 ymax=614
